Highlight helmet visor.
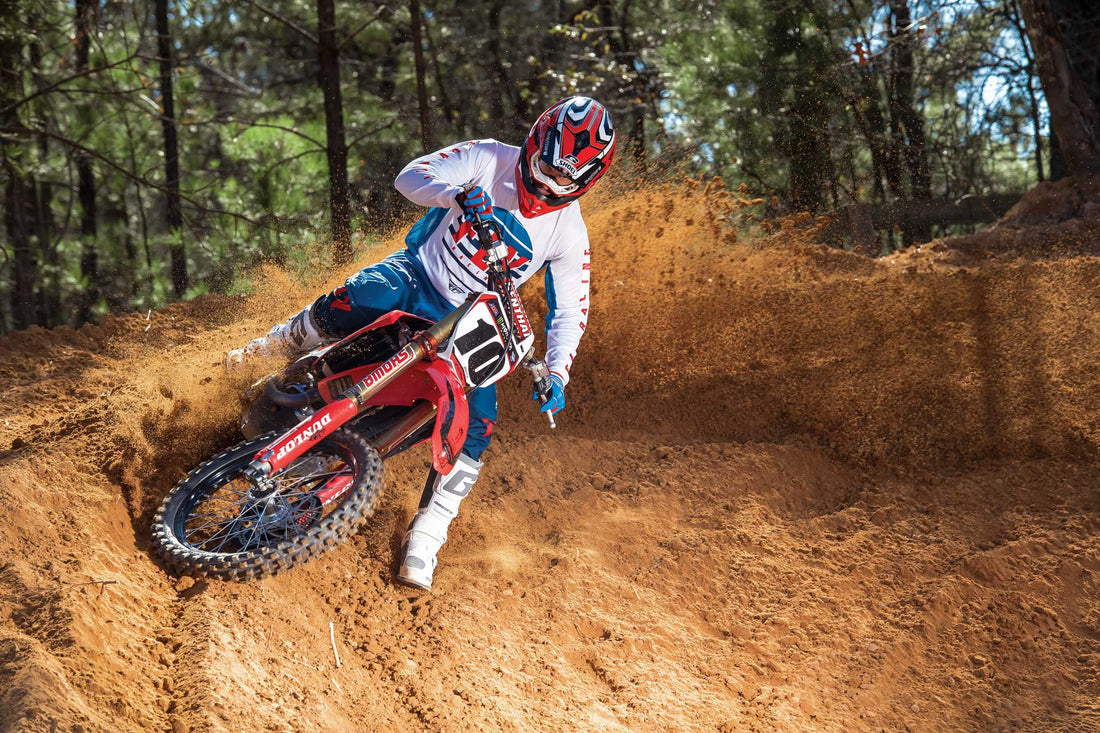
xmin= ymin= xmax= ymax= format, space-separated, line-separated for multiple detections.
xmin=529 ymin=152 xmax=580 ymax=197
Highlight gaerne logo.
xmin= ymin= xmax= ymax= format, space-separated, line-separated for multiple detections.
xmin=275 ymin=413 xmax=333 ymax=461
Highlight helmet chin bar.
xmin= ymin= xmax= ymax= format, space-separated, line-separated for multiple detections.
xmin=530 ymin=151 xmax=580 ymax=197
xmin=518 ymin=151 xmax=575 ymax=210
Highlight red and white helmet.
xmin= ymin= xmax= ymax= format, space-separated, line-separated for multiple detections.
xmin=516 ymin=96 xmax=616 ymax=217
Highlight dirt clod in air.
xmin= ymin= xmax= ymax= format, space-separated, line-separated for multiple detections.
xmin=1 ymin=181 xmax=1099 ymax=732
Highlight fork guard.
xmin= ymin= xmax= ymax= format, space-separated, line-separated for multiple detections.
xmin=317 ymin=360 xmax=468 ymax=475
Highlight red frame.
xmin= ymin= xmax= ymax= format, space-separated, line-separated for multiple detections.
xmin=316 ymin=310 xmax=469 ymax=474
xmin=254 ymin=310 xmax=471 ymax=476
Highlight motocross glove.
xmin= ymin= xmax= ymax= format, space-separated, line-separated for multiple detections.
xmin=456 ymin=186 xmax=493 ymax=223
xmin=532 ymin=374 xmax=565 ymax=414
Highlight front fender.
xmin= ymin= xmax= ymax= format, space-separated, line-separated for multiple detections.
xmin=419 ymin=359 xmax=469 ymax=475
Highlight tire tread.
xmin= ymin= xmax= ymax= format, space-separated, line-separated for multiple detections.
xmin=151 ymin=429 xmax=382 ymax=581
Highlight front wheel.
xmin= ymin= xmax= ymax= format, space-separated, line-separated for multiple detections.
xmin=152 ymin=429 xmax=382 ymax=581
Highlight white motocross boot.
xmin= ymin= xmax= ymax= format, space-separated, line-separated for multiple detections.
xmin=225 ymin=305 xmax=327 ymax=369
xmin=397 ymin=453 xmax=482 ymax=591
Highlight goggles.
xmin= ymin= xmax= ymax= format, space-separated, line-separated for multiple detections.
xmin=529 ymin=152 xmax=580 ymax=197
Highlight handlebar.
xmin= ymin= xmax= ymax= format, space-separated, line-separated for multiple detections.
xmin=470 ymin=216 xmax=499 ymax=251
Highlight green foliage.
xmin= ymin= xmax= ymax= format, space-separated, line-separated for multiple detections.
xmin=659 ymin=0 xmax=1050 ymax=218
xmin=0 ymin=0 xmax=1060 ymax=332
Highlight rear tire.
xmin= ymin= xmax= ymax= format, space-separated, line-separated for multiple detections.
xmin=152 ymin=429 xmax=382 ymax=581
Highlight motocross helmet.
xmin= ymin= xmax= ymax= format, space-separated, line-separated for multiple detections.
xmin=516 ymin=96 xmax=616 ymax=217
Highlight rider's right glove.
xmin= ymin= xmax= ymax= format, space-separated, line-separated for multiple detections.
xmin=456 ymin=186 xmax=493 ymax=223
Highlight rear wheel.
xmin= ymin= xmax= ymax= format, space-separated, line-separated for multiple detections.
xmin=152 ymin=429 xmax=382 ymax=581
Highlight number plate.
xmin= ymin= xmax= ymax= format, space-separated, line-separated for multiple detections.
xmin=443 ymin=293 xmax=532 ymax=388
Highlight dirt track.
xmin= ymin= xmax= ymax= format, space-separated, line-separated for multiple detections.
xmin=1 ymin=182 xmax=1099 ymax=732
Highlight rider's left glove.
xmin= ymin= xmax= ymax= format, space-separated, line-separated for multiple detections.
xmin=456 ymin=186 xmax=493 ymax=223
xmin=532 ymin=374 xmax=565 ymax=414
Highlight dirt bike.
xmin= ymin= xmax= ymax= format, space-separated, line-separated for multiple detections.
xmin=151 ymin=212 xmax=557 ymax=581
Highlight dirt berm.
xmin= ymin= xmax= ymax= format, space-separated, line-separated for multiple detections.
xmin=1 ymin=181 xmax=1098 ymax=732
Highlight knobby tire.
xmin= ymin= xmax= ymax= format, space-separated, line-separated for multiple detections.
xmin=151 ymin=429 xmax=383 ymax=581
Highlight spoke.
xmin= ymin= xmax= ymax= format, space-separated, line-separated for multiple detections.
xmin=190 ymin=493 xmax=250 ymax=514
xmin=185 ymin=494 xmax=260 ymax=533
xmin=217 ymin=487 xmax=252 ymax=499
xmin=255 ymin=520 xmax=274 ymax=549
xmin=186 ymin=505 xmax=248 ymax=523
xmin=281 ymin=509 xmax=301 ymax=538
xmin=277 ymin=487 xmax=336 ymax=501
xmin=241 ymin=512 xmax=265 ymax=551
xmin=212 ymin=512 xmax=253 ymax=553
xmin=276 ymin=468 xmax=348 ymax=492
xmin=198 ymin=518 xmax=240 ymax=552
xmin=184 ymin=516 xmax=235 ymax=537
xmin=184 ymin=508 xmax=245 ymax=538
xmin=184 ymin=505 xmax=257 ymax=536
xmin=195 ymin=482 xmax=252 ymax=500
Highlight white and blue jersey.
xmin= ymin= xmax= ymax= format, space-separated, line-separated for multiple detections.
xmin=394 ymin=139 xmax=591 ymax=385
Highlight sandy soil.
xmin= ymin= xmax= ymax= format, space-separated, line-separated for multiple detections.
xmin=1 ymin=180 xmax=1099 ymax=732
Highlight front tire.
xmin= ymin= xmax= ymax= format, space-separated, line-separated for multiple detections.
xmin=152 ymin=429 xmax=382 ymax=581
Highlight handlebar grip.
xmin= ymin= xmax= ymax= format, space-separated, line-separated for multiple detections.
xmin=533 ymin=376 xmax=557 ymax=429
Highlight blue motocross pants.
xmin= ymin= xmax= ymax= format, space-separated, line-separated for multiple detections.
xmin=310 ymin=249 xmax=496 ymax=461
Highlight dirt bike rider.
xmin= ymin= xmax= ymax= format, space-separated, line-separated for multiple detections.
xmin=227 ymin=96 xmax=616 ymax=591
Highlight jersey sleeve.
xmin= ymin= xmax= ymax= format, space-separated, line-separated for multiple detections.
xmin=543 ymin=218 xmax=591 ymax=387
xmin=394 ymin=140 xmax=496 ymax=211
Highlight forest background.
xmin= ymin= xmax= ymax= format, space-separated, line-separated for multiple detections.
xmin=1 ymin=0 xmax=1098 ymax=334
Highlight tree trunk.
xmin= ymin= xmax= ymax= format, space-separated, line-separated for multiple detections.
xmin=75 ymin=0 xmax=99 ymax=323
xmin=787 ymin=95 xmax=828 ymax=212
xmin=888 ymin=0 xmax=931 ymax=243
xmin=1027 ymin=78 xmax=1046 ymax=183
xmin=1049 ymin=130 xmax=1069 ymax=180
xmin=630 ymin=111 xmax=646 ymax=168
xmin=3 ymin=171 xmax=35 ymax=332
xmin=33 ymin=173 xmax=57 ymax=325
xmin=1007 ymin=0 xmax=1045 ymax=183
xmin=485 ymin=0 xmax=513 ymax=138
xmin=1019 ymin=0 xmax=1100 ymax=181
xmin=409 ymin=0 xmax=431 ymax=153
xmin=617 ymin=0 xmax=651 ymax=168
xmin=30 ymin=39 xmax=59 ymax=326
xmin=422 ymin=14 xmax=458 ymax=127
xmin=317 ymin=0 xmax=352 ymax=265
xmin=1 ymin=5 xmax=35 ymax=331
xmin=156 ymin=0 xmax=188 ymax=298
xmin=3 ymin=171 xmax=35 ymax=331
